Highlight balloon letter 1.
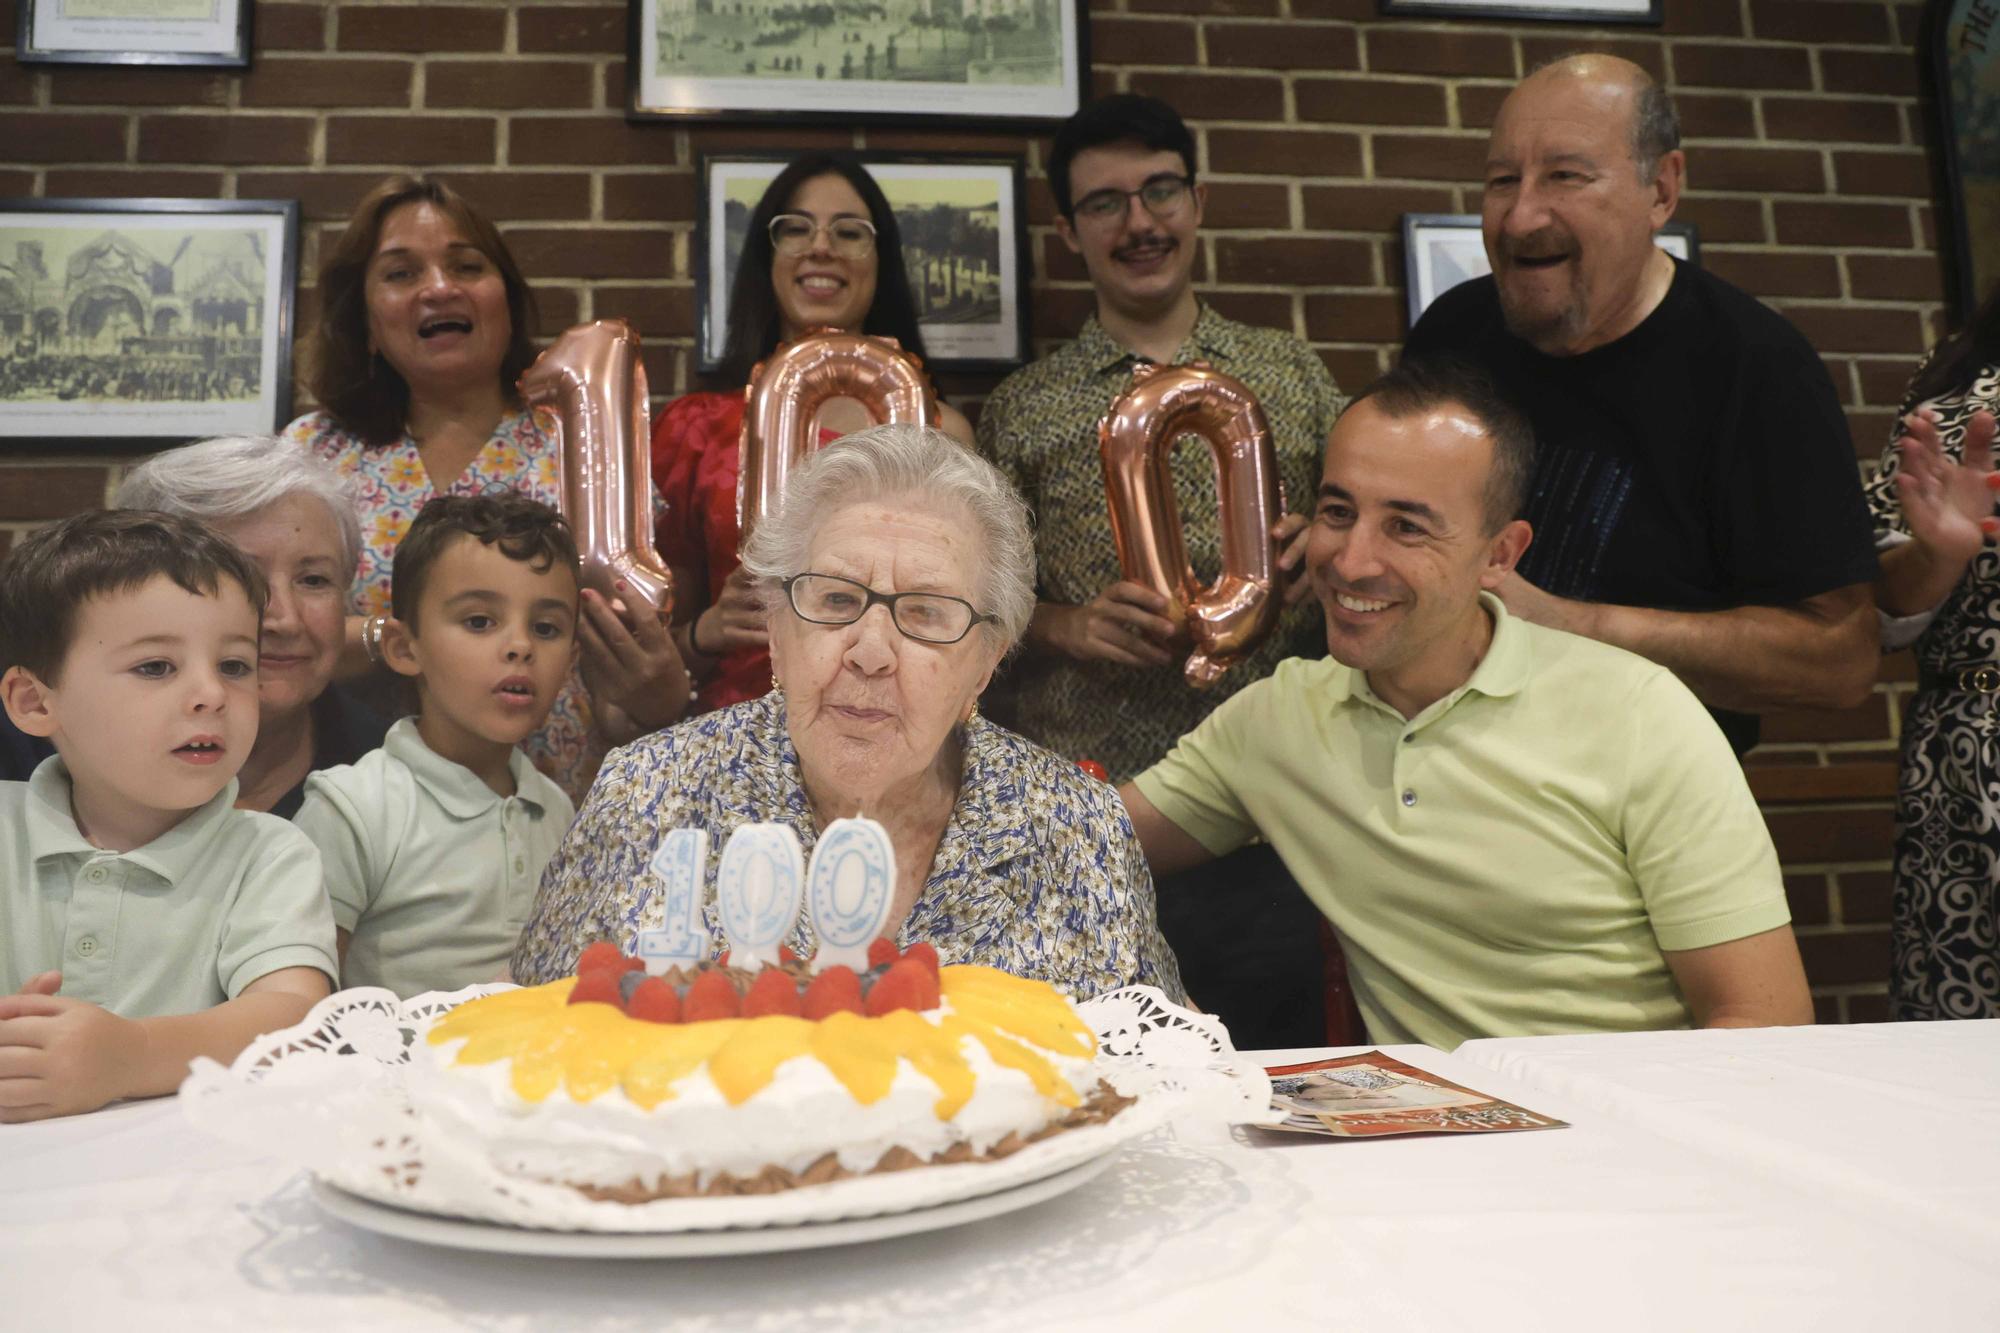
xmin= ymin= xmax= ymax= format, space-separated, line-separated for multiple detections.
xmin=519 ymin=319 xmax=675 ymax=618
xmin=1097 ymin=361 xmax=1285 ymax=688
xmin=737 ymin=328 xmax=938 ymax=542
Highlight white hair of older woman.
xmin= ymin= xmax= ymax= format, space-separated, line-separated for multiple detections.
xmin=737 ymin=422 xmax=1036 ymax=650
xmin=114 ymin=435 xmax=363 ymax=589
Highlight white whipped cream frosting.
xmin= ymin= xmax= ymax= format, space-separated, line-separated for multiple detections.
xmin=407 ymin=1001 xmax=1102 ymax=1189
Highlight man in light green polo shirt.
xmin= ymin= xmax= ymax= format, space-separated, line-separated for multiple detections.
xmin=1121 ymin=358 xmax=1813 ymax=1050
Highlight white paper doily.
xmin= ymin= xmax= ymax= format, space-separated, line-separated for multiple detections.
xmin=180 ymin=982 xmax=1274 ymax=1235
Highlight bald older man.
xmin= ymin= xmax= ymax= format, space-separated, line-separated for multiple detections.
xmin=1405 ymin=55 xmax=1879 ymax=755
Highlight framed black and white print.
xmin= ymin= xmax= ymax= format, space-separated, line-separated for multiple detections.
xmin=17 ymin=0 xmax=252 ymax=68
xmin=1379 ymin=0 xmax=1662 ymax=24
xmin=0 ymin=198 xmax=299 ymax=448
xmin=697 ymin=154 xmax=1030 ymax=375
xmin=1401 ymin=213 xmax=1698 ymax=325
xmin=632 ymin=0 xmax=1087 ymax=124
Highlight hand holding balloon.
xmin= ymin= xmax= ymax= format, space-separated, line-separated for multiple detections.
xmin=1038 ymin=579 xmax=1178 ymax=668
xmin=578 ymin=581 xmax=689 ymax=734
xmin=1097 ymin=362 xmax=1286 ymax=687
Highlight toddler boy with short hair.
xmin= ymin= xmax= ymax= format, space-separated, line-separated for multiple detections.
xmin=295 ymin=492 xmax=579 ymax=999
xmin=0 ymin=510 xmax=336 ymax=1121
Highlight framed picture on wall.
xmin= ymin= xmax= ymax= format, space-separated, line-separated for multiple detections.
xmin=631 ymin=0 xmax=1086 ymax=124
xmin=1927 ymin=0 xmax=2000 ymax=319
xmin=697 ymin=154 xmax=1031 ymax=375
xmin=17 ymin=0 xmax=252 ymax=68
xmin=0 ymin=198 xmax=299 ymax=448
xmin=1401 ymin=213 xmax=1699 ymax=325
xmin=1379 ymin=0 xmax=1662 ymax=22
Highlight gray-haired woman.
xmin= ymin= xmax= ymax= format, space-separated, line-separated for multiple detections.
xmin=515 ymin=424 xmax=1183 ymax=1001
xmin=114 ymin=436 xmax=388 ymax=815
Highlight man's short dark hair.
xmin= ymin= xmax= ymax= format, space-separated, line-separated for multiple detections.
xmin=1350 ymin=357 xmax=1538 ymax=533
xmin=1047 ymin=93 xmax=1198 ymax=219
xmin=391 ymin=491 xmax=581 ymax=627
xmin=0 ymin=509 xmax=268 ymax=684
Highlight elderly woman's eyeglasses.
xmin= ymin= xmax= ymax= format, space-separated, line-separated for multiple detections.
xmin=769 ymin=214 xmax=877 ymax=259
xmin=784 ymin=573 xmax=997 ymax=645
xmin=1071 ymin=175 xmax=1193 ymax=227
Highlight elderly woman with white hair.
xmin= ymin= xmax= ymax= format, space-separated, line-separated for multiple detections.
xmin=515 ymin=424 xmax=1182 ymax=999
xmin=111 ymin=436 xmax=388 ymax=815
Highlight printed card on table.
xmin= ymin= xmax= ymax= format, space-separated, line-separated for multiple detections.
xmin=1257 ymin=1052 xmax=1568 ymax=1139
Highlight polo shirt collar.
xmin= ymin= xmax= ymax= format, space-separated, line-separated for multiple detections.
xmin=22 ymin=755 xmax=241 ymax=884
xmin=1078 ymin=302 xmax=1239 ymax=376
xmin=382 ymin=718 xmax=550 ymax=818
xmin=1329 ymin=591 xmax=1532 ymax=721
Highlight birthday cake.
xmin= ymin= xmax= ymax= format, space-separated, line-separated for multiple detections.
xmin=412 ymin=940 xmax=1131 ymax=1200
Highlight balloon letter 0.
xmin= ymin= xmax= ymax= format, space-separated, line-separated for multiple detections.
xmin=1097 ymin=362 xmax=1285 ymax=688
xmin=737 ymin=328 xmax=938 ymax=542
xmin=519 ymin=319 xmax=675 ymax=618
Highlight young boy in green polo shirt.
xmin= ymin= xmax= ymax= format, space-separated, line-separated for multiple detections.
xmin=0 ymin=510 xmax=337 ymax=1122
xmin=294 ymin=493 xmax=579 ymax=999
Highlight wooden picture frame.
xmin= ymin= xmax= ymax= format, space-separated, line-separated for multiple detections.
xmin=0 ymin=198 xmax=299 ymax=448
xmin=697 ymin=153 xmax=1031 ymax=375
xmin=17 ymin=0 xmax=252 ymax=68
xmin=631 ymin=0 xmax=1087 ymax=125
xmin=1379 ymin=0 xmax=1661 ymax=24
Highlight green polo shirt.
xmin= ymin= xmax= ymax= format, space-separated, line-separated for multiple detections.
xmin=0 ymin=759 xmax=335 ymax=1015
xmin=1131 ymin=594 xmax=1790 ymax=1050
xmin=295 ymin=719 xmax=576 ymax=999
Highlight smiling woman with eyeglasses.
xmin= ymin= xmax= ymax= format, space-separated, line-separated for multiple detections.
xmin=650 ymin=153 xmax=977 ymax=720
xmin=515 ymin=424 xmax=1186 ymax=1004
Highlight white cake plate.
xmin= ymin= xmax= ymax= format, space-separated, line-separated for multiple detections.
xmin=311 ymin=1149 xmax=1115 ymax=1258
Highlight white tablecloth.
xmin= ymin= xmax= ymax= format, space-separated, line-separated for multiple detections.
xmin=4 ymin=1038 xmax=1996 ymax=1332
xmin=1456 ymin=1019 xmax=2000 ymax=1259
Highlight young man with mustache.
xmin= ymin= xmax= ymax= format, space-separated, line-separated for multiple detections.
xmin=1404 ymin=55 xmax=1879 ymax=755
xmin=977 ymin=94 xmax=1344 ymax=1047
xmin=1120 ymin=358 xmax=1815 ymax=1049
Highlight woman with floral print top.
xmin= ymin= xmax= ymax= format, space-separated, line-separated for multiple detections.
xmin=1866 ymin=283 xmax=2000 ymax=1022
xmin=283 ymin=175 xmax=687 ymax=801
xmin=515 ymin=425 xmax=1184 ymax=1002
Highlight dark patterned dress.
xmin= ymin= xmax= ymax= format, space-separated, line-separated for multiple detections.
xmin=1862 ymin=361 xmax=2000 ymax=1019
xmin=511 ymin=691 xmax=1185 ymax=1002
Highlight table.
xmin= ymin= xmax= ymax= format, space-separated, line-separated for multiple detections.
xmin=5 ymin=1033 xmax=1996 ymax=1332
xmin=1457 ymin=1019 xmax=2000 ymax=1258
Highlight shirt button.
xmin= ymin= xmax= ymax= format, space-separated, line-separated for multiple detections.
xmin=1401 ymin=788 xmax=1418 ymax=807
xmin=75 ymin=936 xmax=98 ymax=957
xmin=86 ymin=865 xmax=108 ymax=883
xmin=513 ymin=858 xmax=527 ymax=875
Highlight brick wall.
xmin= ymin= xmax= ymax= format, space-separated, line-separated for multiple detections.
xmin=0 ymin=0 xmax=1950 ymax=1020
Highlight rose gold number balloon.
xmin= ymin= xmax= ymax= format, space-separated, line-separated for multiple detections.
xmin=1098 ymin=361 xmax=1285 ymax=688
xmin=519 ymin=319 xmax=674 ymax=617
xmin=737 ymin=328 xmax=939 ymax=541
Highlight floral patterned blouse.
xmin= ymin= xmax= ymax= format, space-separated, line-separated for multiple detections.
xmin=281 ymin=407 xmax=610 ymax=802
xmin=511 ymin=690 xmax=1185 ymax=1003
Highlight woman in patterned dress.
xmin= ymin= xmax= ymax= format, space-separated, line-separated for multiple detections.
xmin=283 ymin=176 xmax=688 ymax=801
xmin=1866 ymin=285 xmax=2000 ymax=1019
xmin=515 ymin=425 xmax=1183 ymax=1002
xmin=653 ymin=153 xmax=974 ymax=714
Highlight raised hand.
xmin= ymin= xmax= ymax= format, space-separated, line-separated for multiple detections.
xmin=579 ymin=582 xmax=692 ymax=734
xmin=1894 ymin=406 xmax=2000 ymax=565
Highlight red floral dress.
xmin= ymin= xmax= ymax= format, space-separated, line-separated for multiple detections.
xmin=651 ymin=392 xmax=835 ymax=713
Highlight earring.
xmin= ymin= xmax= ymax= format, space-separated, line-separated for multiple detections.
xmin=963 ymin=701 xmax=978 ymax=727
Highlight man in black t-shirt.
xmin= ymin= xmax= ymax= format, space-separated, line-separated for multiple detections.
xmin=1404 ymin=54 xmax=1878 ymax=753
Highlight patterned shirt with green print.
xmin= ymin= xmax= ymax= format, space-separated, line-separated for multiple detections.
xmin=977 ymin=305 xmax=1346 ymax=781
